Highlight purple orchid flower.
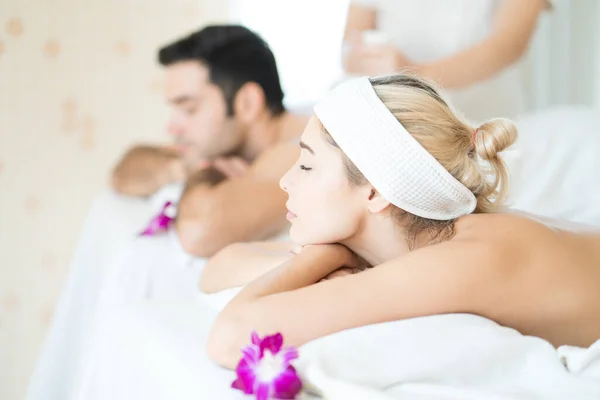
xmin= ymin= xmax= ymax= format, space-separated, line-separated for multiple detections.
xmin=232 ymin=331 xmax=302 ymax=399
xmin=139 ymin=201 xmax=176 ymax=236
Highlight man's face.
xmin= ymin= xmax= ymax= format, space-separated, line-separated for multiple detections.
xmin=164 ymin=61 xmax=243 ymax=167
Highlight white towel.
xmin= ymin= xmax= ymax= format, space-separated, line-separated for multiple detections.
xmin=296 ymin=315 xmax=600 ymax=399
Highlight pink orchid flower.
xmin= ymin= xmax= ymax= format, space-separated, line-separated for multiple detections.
xmin=139 ymin=201 xmax=176 ymax=236
xmin=232 ymin=331 xmax=302 ymax=399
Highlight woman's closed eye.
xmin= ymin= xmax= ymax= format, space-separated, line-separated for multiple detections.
xmin=300 ymin=164 xmax=312 ymax=171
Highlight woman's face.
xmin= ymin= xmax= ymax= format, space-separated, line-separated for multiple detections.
xmin=279 ymin=117 xmax=369 ymax=245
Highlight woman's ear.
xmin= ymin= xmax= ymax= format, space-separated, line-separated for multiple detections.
xmin=233 ymin=82 xmax=266 ymax=123
xmin=366 ymin=187 xmax=390 ymax=213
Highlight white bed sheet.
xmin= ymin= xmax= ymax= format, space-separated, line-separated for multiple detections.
xmin=27 ymin=185 xmax=183 ymax=400
xmin=71 ymin=301 xmax=600 ymax=400
xmin=69 ymin=300 xmax=486 ymax=400
xmin=71 ymin=300 xmax=320 ymax=400
xmin=298 ymin=315 xmax=600 ymax=399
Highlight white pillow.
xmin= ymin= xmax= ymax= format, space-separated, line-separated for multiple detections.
xmin=506 ymin=106 xmax=600 ymax=225
xmin=199 ymin=287 xmax=243 ymax=312
xmin=296 ymin=314 xmax=600 ymax=399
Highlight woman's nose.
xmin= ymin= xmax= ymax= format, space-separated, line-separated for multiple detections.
xmin=279 ymin=169 xmax=292 ymax=193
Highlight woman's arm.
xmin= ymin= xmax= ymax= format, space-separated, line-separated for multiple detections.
xmin=343 ymin=2 xmax=377 ymax=41
xmin=344 ymin=0 xmax=547 ymax=89
xmin=207 ymin=241 xmax=506 ymax=368
xmin=199 ymin=241 xmax=295 ymax=294
xmin=342 ymin=2 xmax=378 ymax=72
xmin=415 ymin=0 xmax=548 ymax=89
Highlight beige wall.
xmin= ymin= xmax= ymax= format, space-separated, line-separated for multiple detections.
xmin=0 ymin=1 xmax=228 ymax=399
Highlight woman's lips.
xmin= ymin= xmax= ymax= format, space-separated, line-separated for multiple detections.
xmin=286 ymin=209 xmax=297 ymax=220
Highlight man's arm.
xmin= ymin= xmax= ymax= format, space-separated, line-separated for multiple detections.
xmin=176 ymin=141 xmax=298 ymax=257
xmin=111 ymin=145 xmax=185 ymax=197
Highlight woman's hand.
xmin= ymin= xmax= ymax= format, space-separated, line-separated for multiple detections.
xmin=319 ymin=267 xmax=363 ymax=282
xmin=344 ymin=41 xmax=414 ymax=76
xmin=292 ymin=244 xmax=370 ymax=280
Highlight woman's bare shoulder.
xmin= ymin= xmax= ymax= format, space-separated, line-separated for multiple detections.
xmin=456 ymin=212 xmax=600 ymax=256
xmin=452 ymin=212 xmax=600 ymax=274
xmin=462 ymin=211 xmax=600 ymax=234
xmin=455 ymin=212 xmax=565 ymax=245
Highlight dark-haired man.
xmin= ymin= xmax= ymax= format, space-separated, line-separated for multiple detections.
xmin=27 ymin=26 xmax=305 ymax=400
xmin=112 ymin=25 xmax=307 ymax=256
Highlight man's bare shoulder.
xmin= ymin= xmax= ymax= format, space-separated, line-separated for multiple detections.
xmin=249 ymin=139 xmax=300 ymax=180
xmin=276 ymin=113 xmax=309 ymax=143
xmin=243 ymin=113 xmax=306 ymax=180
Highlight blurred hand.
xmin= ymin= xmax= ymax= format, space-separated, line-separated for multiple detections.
xmin=164 ymin=157 xmax=186 ymax=183
xmin=344 ymin=37 xmax=413 ymax=76
xmin=213 ymin=157 xmax=250 ymax=179
xmin=163 ymin=145 xmax=211 ymax=175
xmin=112 ymin=145 xmax=190 ymax=197
xmin=184 ymin=158 xmax=212 ymax=175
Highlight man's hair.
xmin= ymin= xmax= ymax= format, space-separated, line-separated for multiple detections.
xmin=158 ymin=25 xmax=285 ymax=116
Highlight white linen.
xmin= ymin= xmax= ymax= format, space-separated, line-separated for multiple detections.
xmin=71 ymin=305 xmax=600 ymax=400
xmin=506 ymin=106 xmax=600 ymax=225
xmin=95 ymin=230 xmax=206 ymax=319
xmin=70 ymin=301 xmax=318 ymax=400
xmin=200 ymin=286 xmax=243 ymax=312
xmin=27 ymin=184 xmax=183 ymax=400
xmin=297 ymin=315 xmax=600 ymax=399
xmin=26 ymin=192 xmax=157 ymax=400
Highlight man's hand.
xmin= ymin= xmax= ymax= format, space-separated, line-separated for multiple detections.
xmin=212 ymin=157 xmax=250 ymax=179
xmin=182 ymin=156 xmax=249 ymax=192
xmin=111 ymin=145 xmax=185 ymax=197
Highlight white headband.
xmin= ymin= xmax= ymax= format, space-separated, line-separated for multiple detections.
xmin=314 ymin=77 xmax=477 ymax=220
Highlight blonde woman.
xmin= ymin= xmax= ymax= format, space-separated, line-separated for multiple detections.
xmin=205 ymin=74 xmax=600 ymax=368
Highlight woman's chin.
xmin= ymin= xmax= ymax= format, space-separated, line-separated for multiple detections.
xmin=289 ymin=232 xmax=307 ymax=247
xmin=290 ymin=234 xmax=331 ymax=248
xmin=289 ymin=224 xmax=345 ymax=247
xmin=289 ymin=227 xmax=314 ymax=247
